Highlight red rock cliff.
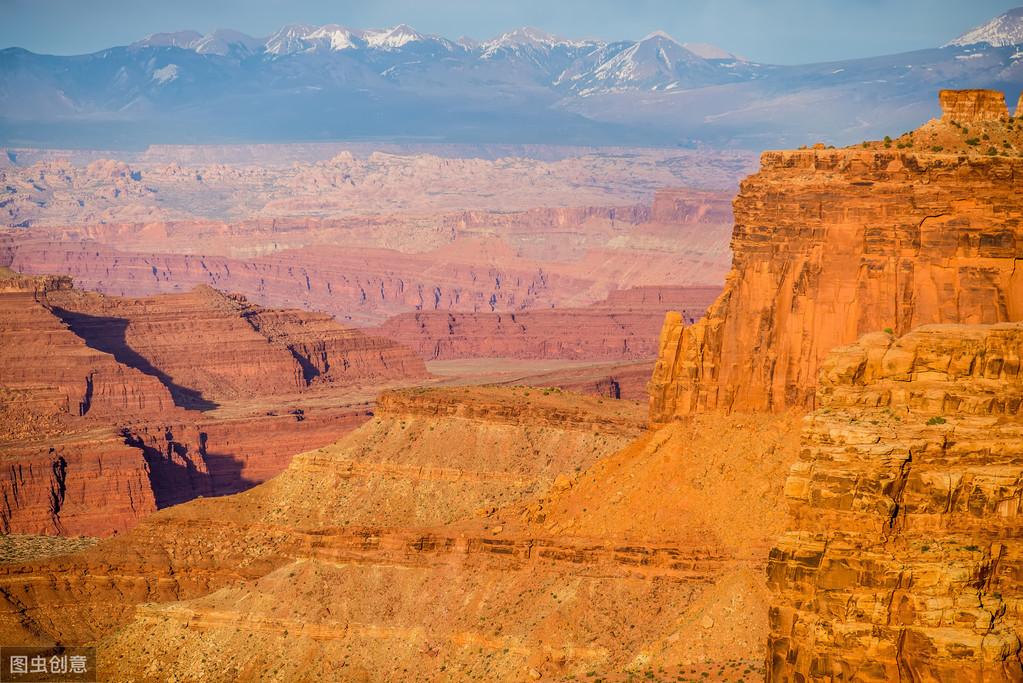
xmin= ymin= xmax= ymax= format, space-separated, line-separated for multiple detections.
xmin=0 ymin=274 xmax=416 ymax=535
xmin=768 ymin=322 xmax=1023 ymax=680
xmin=650 ymin=91 xmax=1023 ymax=421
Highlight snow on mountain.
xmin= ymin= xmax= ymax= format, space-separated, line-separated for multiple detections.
xmin=151 ymin=64 xmax=180 ymax=84
xmin=569 ymin=31 xmax=713 ymax=93
xmin=363 ymin=24 xmax=429 ymax=49
xmin=305 ymin=25 xmax=362 ymax=51
xmin=947 ymin=7 xmax=1023 ymax=47
xmin=482 ymin=26 xmax=596 ymax=51
xmin=132 ymin=31 xmax=203 ymax=50
xmin=192 ymin=29 xmax=263 ymax=56
xmin=264 ymin=24 xmax=318 ymax=55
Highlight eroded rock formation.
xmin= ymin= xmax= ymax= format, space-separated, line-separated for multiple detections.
xmin=650 ymin=90 xmax=1023 ymax=421
xmin=0 ymin=272 xmax=421 ymax=535
xmin=939 ymin=88 xmax=1011 ymax=122
xmin=768 ymin=322 xmax=1023 ymax=681
xmin=371 ymin=286 xmax=720 ymax=361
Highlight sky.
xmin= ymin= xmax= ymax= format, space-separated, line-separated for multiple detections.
xmin=3 ymin=0 xmax=1021 ymax=64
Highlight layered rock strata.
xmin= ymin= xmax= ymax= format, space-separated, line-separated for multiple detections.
xmin=45 ymin=284 xmax=426 ymax=406
xmin=650 ymin=90 xmax=1023 ymax=421
xmin=0 ymin=273 xmax=416 ymax=535
xmin=768 ymin=322 xmax=1023 ymax=681
xmin=371 ymin=286 xmax=721 ymax=361
xmin=0 ymin=388 xmax=647 ymax=645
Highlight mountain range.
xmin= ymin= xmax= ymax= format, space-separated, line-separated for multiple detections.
xmin=2 ymin=8 xmax=1022 ymax=149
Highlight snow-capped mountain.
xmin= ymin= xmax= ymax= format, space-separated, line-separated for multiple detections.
xmin=192 ymin=30 xmax=265 ymax=56
xmin=481 ymin=27 xmax=596 ymax=52
xmin=263 ymin=23 xmax=456 ymax=55
xmin=127 ymin=23 xmax=746 ymax=93
xmin=263 ymin=24 xmax=317 ymax=55
xmin=132 ymin=31 xmax=204 ymax=50
xmin=556 ymin=31 xmax=753 ymax=94
xmin=947 ymin=7 xmax=1023 ymax=47
xmin=2 ymin=11 xmax=1021 ymax=149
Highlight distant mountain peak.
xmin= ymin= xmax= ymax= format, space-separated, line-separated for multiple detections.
xmin=192 ymin=29 xmax=262 ymax=56
xmin=264 ymin=24 xmax=318 ymax=55
xmin=306 ymin=24 xmax=360 ymax=51
xmin=491 ymin=27 xmax=566 ymax=46
xmin=947 ymin=6 xmax=1023 ymax=47
xmin=639 ymin=30 xmax=680 ymax=44
xmin=132 ymin=30 xmax=203 ymax=50
xmin=364 ymin=24 xmax=427 ymax=49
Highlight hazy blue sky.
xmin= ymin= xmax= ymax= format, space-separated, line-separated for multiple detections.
xmin=3 ymin=0 xmax=1021 ymax=63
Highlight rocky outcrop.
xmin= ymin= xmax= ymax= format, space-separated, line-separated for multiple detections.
xmin=244 ymin=307 xmax=424 ymax=385
xmin=0 ymin=387 xmax=646 ymax=644
xmin=370 ymin=286 xmax=720 ymax=361
xmin=939 ymin=88 xmax=1010 ymax=122
xmin=0 ymin=272 xmax=414 ymax=535
xmin=0 ymin=274 xmax=176 ymax=420
xmin=767 ymin=322 xmax=1023 ymax=681
xmin=650 ymin=90 xmax=1023 ymax=421
xmin=0 ymin=434 xmax=158 ymax=537
xmin=45 ymin=284 xmax=426 ymax=406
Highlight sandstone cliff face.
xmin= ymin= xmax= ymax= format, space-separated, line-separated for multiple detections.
xmin=0 ymin=388 xmax=645 ymax=645
xmin=244 ymin=307 xmax=424 ymax=385
xmin=939 ymin=88 xmax=1011 ymax=122
xmin=371 ymin=286 xmax=720 ymax=361
xmin=0 ymin=273 xmax=415 ymax=535
xmin=650 ymin=91 xmax=1023 ymax=421
xmin=44 ymin=284 xmax=426 ymax=407
xmin=0 ymin=275 xmax=175 ymax=420
xmin=0 ymin=385 xmax=791 ymax=680
xmin=768 ymin=322 xmax=1023 ymax=681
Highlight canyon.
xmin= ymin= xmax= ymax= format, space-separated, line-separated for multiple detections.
xmin=0 ymin=184 xmax=735 ymax=326
xmin=0 ymin=269 xmax=425 ymax=536
xmin=0 ymin=88 xmax=1020 ymax=682
xmin=370 ymin=285 xmax=721 ymax=361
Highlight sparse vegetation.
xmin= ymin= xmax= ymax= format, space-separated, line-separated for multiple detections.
xmin=926 ymin=416 xmax=947 ymax=426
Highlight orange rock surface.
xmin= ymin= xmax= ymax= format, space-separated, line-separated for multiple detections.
xmin=768 ymin=322 xmax=1023 ymax=680
xmin=939 ymin=88 xmax=1012 ymax=122
xmin=650 ymin=91 xmax=1023 ymax=421
xmin=0 ymin=386 xmax=793 ymax=680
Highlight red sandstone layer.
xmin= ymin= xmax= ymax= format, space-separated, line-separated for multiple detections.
xmin=0 ymin=272 xmax=423 ymax=536
xmin=371 ymin=286 xmax=721 ymax=361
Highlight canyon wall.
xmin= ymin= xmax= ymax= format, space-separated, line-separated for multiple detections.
xmin=1 ymin=185 xmax=735 ymax=326
xmin=650 ymin=90 xmax=1023 ymax=421
xmin=0 ymin=273 xmax=416 ymax=535
xmin=2 ymin=238 xmax=589 ymax=326
xmin=371 ymin=286 xmax=721 ymax=361
xmin=768 ymin=322 xmax=1023 ymax=680
xmin=45 ymin=284 xmax=426 ymax=406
